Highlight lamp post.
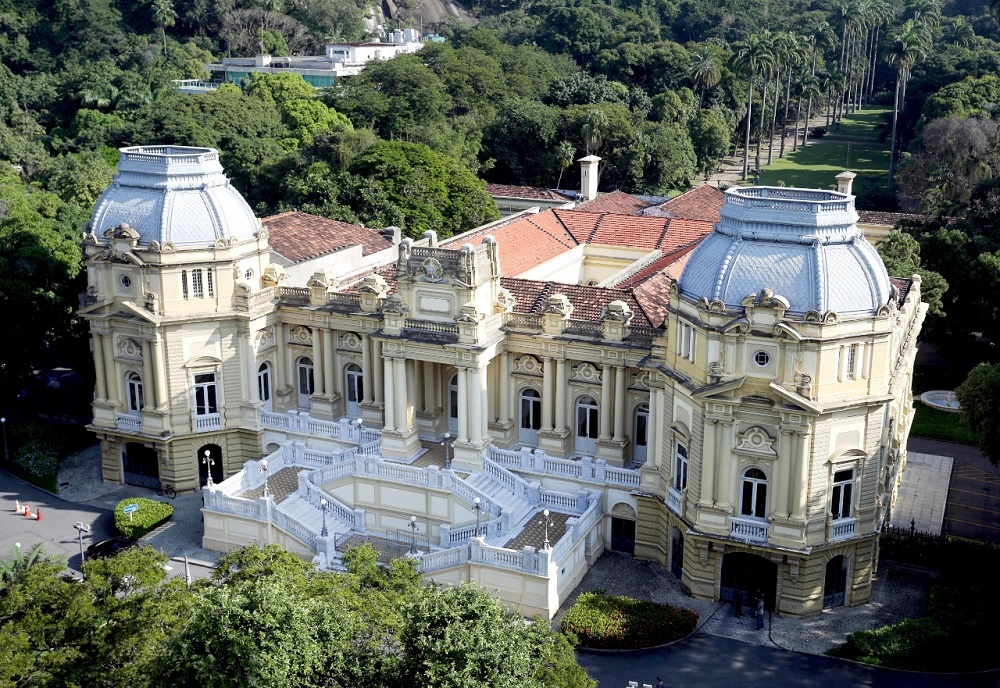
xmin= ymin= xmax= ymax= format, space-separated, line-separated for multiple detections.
xmin=320 ymin=497 xmax=329 ymax=538
xmin=409 ymin=515 xmax=419 ymax=555
xmin=74 ymin=522 xmax=91 ymax=564
xmin=0 ymin=417 xmax=8 ymax=462
xmin=356 ymin=417 xmax=364 ymax=441
xmin=442 ymin=432 xmax=452 ymax=470
xmin=260 ymin=458 xmax=270 ymax=498
xmin=542 ymin=509 xmax=551 ymax=550
xmin=473 ymin=496 xmax=482 ymax=537
xmin=202 ymin=449 xmax=215 ymax=488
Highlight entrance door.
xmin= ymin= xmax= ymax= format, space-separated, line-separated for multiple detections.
xmin=345 ymin=363 xmax=363 ymax=418
xmin=670 ymin=528 xmax=684 ymax=579
xmin=633 ymin=404 xmax=649 ymax=464
xmin=575 ymin=395 xmax=599 ymax=455
xmin=122 ymin=442 xmax=159 ymax=489
xmin=198 ymin=443 xmax=224 ymax=486
xmin=448 ymin=373 xmax=458 ymax=433
xmin=519 ymin=388 xmax=541 ymax=446
xmin=720 ymin=552 xmax=779 ymax=610
xmin=824 ymin=555 xmax=849 ymax=608
xmin=297 ymin=357 xmax=314 ymax=409
xmin=610 ymin=517 xmax=635 ymax=555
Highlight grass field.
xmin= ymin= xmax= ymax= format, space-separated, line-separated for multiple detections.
xmin=823 ymin=107 xmax=891 ymax=142
xmin=758 ymin=142 xmax=890 ymax=189
xmin=910 ymin=403 xmax=978 ymax=444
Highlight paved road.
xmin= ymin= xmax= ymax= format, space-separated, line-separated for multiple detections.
xmin=909 ymin=438 xmax=1000 ymax=544
xmin=578 ymin=633 xmax=999 ymax=688
xmin=0 ymin=469 xmax=116 ymax=569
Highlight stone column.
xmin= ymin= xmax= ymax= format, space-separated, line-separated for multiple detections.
xmin=541 ymin=357 xmax=554 ymax=432
xmin=701 ymin=419 xmax=716 ymax=506
xmin=240 ymin=334 xmax=257 ymax=403
xmin=360 ymin=334 xmax=373 ymax=404
xmin=103 ymin=335 xmax=118 ymax=404
xmin=647 ymin=388 xmax=659 ymax=467
xmin=775 ymin=428 xmax=794 ymax=518
xmin=555 ymin=359 xmax=567 ymax=434
xmin=503 ymin=353 xmax=514 ymax=423
xmin=311 ymin=329 xmax=324 ymax=397
xmin=141 ymin=341 xmax=154 ymax=407
xmin=422 ymin=362 xmax=434 ymax=414
xmin=324 ymin=330 xmax=336 ymax=399
xmin=151 ymin=337 xmax=167 ymax=409
xmin=599 ymin=365 xmax=613 ymax=440
xmin=393 ymin=358 xmax=408 ymax=431
xmin=280 ymin=324 xmax=293 ymax=393
xmin=382 ymin=357 xmax=396 ymax=432
xmin=372 ymin=339 xmax=383 ymax=405
xmin=457 ymin=367 xmax=469 ymax=443
xmin=93 ymin=334 xmax=108 ymax=401
xmin=715 ymin=421 xmax=733 ymax=509
xmin=613 ymin=365 xmax=627 ymax=441
xmin=791 ymin=431 xmax=810 ymax=520
xmin=469 ymin=367 xmax=483 ymax=444
xmin=498 ymin=354 xmax=511 ymax=424
xmin=480 ymin=367 xmax=490 ymax=441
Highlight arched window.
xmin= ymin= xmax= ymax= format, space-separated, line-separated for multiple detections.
xmin=575 ymin=395 xmax=599 ymax=455
xmin=448 ymin=373 xmax=459 ymax=432
xmin=740 ymin=468 xmax=768 ymax=520
xmin=126 ymin=372 xmax=143 ymax=415
xmin=257 ymin=363 xmax=272 ymax=410
xmin=519 ymin=388 xmax=541 ymax=446
xmin=633 ymin=404 xmax=649 ymax=463
xmin=673 ymin=441 xmax=688 ymax=491
xmin=345 ymin=363 xmax=363 ymax=417
xmin=297 ymin=357 xmax=314 ymax=409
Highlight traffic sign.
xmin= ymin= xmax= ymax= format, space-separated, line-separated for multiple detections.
xmin=123 ymin=504 xmax=138 ymax=514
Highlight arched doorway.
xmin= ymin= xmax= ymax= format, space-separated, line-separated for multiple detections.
xmin=610 ymin=503 xmax=636 ymax=554
xmin=258 ymin=363 xmax=272 ymax=412
xmin=633 ymin=404 xmax=649 ymax=464
xmin=824 ymin=555 xmax=849 ymax=608
xmin=344 ymin=363 xmax=363 ymax=418
xmin=518 ymin=388 xmax=541 ymax=446
xmin=575 ymin=395 xmax=599 ymax=455
xmin=122 ymin=443 xmax=159 ymax=489
xmin=720 ymin=551 xmax=779 ymax=610
xmin=198 ymin=443 xmax=224 ymax=486
xmin=670 ymin=526 xmax=684 ymax=579
xmin=448 ymin=373 xmax=459 ymax=433
xmin=296 ymin=357 xmax=314 ymax=409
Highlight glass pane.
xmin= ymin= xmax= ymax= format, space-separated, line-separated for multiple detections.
xmin=834 ymin=469 xmax=853 ymax=482
xmin=636 ymin=414 xmax=648 ymax=446
xmin=843 ymin=484 xmax=852 ymax=517
xmin=450 ymin=390 xmax=458 ymax=418
xmin=755 ymin=484 xmax=767 ymax=518
xmin=831 ymin=485 xmax=841 ymax=518
xmin=531 ymin=400 xmax=541 ymax=430
xmin=741 ymin=481 xmax=753 ymax=516
xmin=521 ymin=399 xmax=531 ymax=428
xmin=206 ymin=384 xmax=218 ymax=413
xmin=577 ymin=407 xmax=587 ymax=436
xmin=588 ymin=408 xmax=599 ymax=438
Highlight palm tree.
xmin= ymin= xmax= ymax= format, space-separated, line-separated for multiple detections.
xmin=908 ymin=0 xmax=942 ymax=28
xmin=581 ymin=109 xmax=609 ymax=156
xmin=733 ymin=34 xmax=772 ymax=180
xmin=944 ymin=17 xmax=975 ymax=47
xmin=798 ymin=73 xmax=822 ymax=148
xmin=886 ymin=20 xmax=931 ymax=189
xmin=800 ymin=34 xmax=820 ymax=148
xmin=79 ymin=82 xmax=120 ymax=110
xmin=779 ymin=35 xmax=808 ymax=158
xmin=151 ymin=0 xmax=178 ymax=55
xmin=688 ymin=47 xmax=723 ymax=110
xmin=554 ymin=140 xmax=576 ymax=190
xmin=766 ymin=32 xmax=796 ymax=165
xmin=753 ymin=31 xmax=778 ymax=173
xmin=0 ymin=543 xmax=65 ymax=590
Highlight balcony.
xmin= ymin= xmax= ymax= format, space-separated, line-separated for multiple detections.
xmin=195 ymin=413 xmax=222 ymax=431
xmin=667 ymin=486 xmax=683 ymax=515
xmin=730 ymin=516 xmax=769 ymax=544
xmin=830 ymin=517 xmax=857 ymax=542
xmin=116 ymin=414 xmax=142 ymax=433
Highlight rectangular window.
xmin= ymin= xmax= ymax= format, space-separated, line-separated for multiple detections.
xmin=191 ymin=270 xmax=204 ymax=298
xmin=846 ymin=344 xmax=857 ymax=379
xmin=181 ymin=270 xmax=189 ymax=299
xmin=674 ymin=442 xmax=688 ymax=490
xmin=194 ymin=373 xmax=218 ymax=416
xmin=676 ymin=323 xmax=696 ymax=362
xmin=831 ymin=468 xmax=854 ymax=520
xmin=206 ymin=269 xmax=214 ymax=297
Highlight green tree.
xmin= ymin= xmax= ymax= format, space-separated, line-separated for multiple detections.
xmin=150 ymin=0 xmax=177 ymax=54
xmin=732 ymin=33 xmax=772 ymax=180
xmin=956 ymin=363 xmax=1000 ymax=464
xmin=876 ymin=230 xmax=948 ymax=317
xmin=690 ymin=108 xmax=732 ymax=178
xmin=687 ymin=46 xmax=723 ymax=109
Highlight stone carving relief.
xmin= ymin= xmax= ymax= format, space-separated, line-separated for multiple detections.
xmin=610 ymin=502 xmax=637 ymax=519
xmin=144 ymin=292 xmax=159 ymax=314
xmin=381 ymin=293 xmax=410 ymax=316
xmin=262 ymin=264 xmax=288 ymax=288
xmin=736 ymin=426 xmax=777 ymax=457
xmin=339 ymin=332 xmax=362 ymax=352
xmin=601 ymin=300 xmax=633 ymax=323
xmin=117 ymin=336 xmax=142 ymax=359
xmin=496 ymin=288 xmax=516 ymax=313
xmin=290 ymin=326 xmax=312 ymax=345
xmin=571 ymin=362 xmax=601 ymax=384
xmin=543 ymin=293 xmax=573 ymax=317
xmin=254 ymin=327 xmax=275 ymax=352
xmin=513 ymin=355 xmax=543 ymax=376
xmin=630 ymin=370 xmax=650 ymax=389
xmin=455 ymin=303 xmax=483 ymax=324
xmin=357 ymin=274 xmax=388 ymax=296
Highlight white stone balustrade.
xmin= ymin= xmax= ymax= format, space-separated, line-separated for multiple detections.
xmin=730 ymin=516 xmax=769 ymax=544
xmin=830 ymin=517 xmax=857 ymax=542
xmin=115 ymin=414 xmax=142 ymax=432
xmin=488 ymin=446 xmax=641 ymax=488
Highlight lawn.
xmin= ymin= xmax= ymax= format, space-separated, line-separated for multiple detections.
xmin=910 ymin=402 xmax=977 ymax=445
xmin=823 ymin=107 xmax=891 ymax=142
xmin=758 ymin=141 xmax=890 ymax=190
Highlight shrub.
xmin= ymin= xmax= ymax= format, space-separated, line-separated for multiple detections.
xmin=561 ymin=591 xmax=699 ymax=649
xmin=114 ymin=497 xmax=173 ymax=538
xmin=14 ymin=438 xmax=58 ymax=477
xmin=827 ymin=617 xmax=948 ymax=670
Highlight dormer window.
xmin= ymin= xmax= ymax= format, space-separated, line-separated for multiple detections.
xmin=181 ymin=269 xmax=215 ymax=299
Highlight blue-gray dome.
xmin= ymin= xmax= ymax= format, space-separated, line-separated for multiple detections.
xmin=677 ymin=186 xmax=891 ymax=316
xmin=89 ymin=146 xmax=259 ymax=248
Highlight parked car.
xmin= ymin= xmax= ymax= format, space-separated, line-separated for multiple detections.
xmin=86 ymin=536 xmax=136 ymax=560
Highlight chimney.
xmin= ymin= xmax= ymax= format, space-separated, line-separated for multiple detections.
xmin=380 ymin=226 xmax=402 ymax=244
xmin=578 ymin=155 xmax=601 ymax=201
xmin=255 ymin=54 xmax=271 ymax=67
xmin=835 ymin=170 xmax=857 ymax=196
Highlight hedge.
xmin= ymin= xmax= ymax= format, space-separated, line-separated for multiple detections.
xmin=561 ymin=591 xmax=699 ymax=649
xmin=114 ymin=498 xmax=173 ymax=538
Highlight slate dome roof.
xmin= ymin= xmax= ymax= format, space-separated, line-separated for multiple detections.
xmin=89 ymin=146 xmax=259 ymax=248
xmin=677 ymin=186 xmax=891 ymax=317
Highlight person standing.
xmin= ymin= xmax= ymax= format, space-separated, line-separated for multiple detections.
xmin=656 ymin=678 xmax=665 ymax=688
xmin=755 ymin=595 xmax=765 ymax=630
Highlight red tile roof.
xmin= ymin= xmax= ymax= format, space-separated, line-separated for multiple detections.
xmin=575 ymin=190 xmax=653 ymax=214
xmin=485 ymin=183 xmax=575 ymax=202
xmin=500 ymin=277 xmax=655 ymax=327
xmin=656 ymin=184 xmax=724 ymax=223
xmin=857 ymin=210 xmax=944 ymax=226
xmin=263 ymin=211 xmax=392 ymax=264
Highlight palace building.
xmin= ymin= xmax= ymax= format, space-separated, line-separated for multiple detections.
xmin=80 ymin=146 xmax=924 ymax=618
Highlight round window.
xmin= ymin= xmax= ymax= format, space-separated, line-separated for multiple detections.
xmin=753 ymin=350 xmax=770 ymax=367
xmin=119 ymin=274 xmax=132 ymax=289
xmin=244 ymin=268 xmax=254 ymax=281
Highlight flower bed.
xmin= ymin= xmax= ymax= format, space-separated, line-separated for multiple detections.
xmin=561 ymin=591 xmax=699 ymax=649
xmin=114 ymin=497 xmax=173 ymax=538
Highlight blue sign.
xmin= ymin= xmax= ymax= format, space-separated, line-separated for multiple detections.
xmin=123 ymin=503 xmax=139 ymax=515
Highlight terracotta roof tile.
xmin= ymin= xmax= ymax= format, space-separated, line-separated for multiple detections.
xmin=632 ymin=272 xmax=674 ymax=328
xmin=485 ymin=183 xmax=574 ymax=201
xmin=655 ymin=185 xmax=724 ymax=223
xmin=263 ymin=211 xmax=392 ymax=264
xmin=499 ymin=277 xmax=653 ymax=327
xmin=856 ymin=210 xmax=952 ymax=227
xmin=575 ymin=190 xmax=653 ymax=214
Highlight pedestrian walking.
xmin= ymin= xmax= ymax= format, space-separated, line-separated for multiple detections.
xmin=656 ymin=677 xmax=665 ymax=688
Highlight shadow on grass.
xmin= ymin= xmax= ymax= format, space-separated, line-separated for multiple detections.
xmin=824 ymin=107 xmax=892 ymax=142
xmin=759 ymin=142 xmax=889 ymax=190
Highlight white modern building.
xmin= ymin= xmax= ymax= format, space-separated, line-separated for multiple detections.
xmin=80 ymin=145 xmax=924 ymax=618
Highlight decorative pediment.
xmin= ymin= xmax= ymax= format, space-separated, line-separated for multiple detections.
xmin=381 ymin=293 xmax=410 ymax=316
xmin=339 ymin=331 xmax=362 ymax=352
xmin=741 ymin=288 xmax=790 ymax=311
xmin=804 ymin=309 xmax=839 ymax=324
xmin=601 ymin=300 xmax=632 ymax=323
xmin=630 ymin=370 xmax=650 ymax=389
xmin=254 ymin=327 xmax=275 ymax=352
xmin=513 ymin=355 xmax=543 ymax=376
xmin=104 ymin=222 xmax=140 ymax=241
xmin=357 ymin=273 xmax=388 ymax=296
xmin=262 ymin=264 xmax=288 ymax=288
xmin=722 ymin=318 xmax=750 ymax=335
xmin=496 ymin=287 xmax=516 ymax=313
xmin=117 ymin=336 xmax=143 ymax=359
xmin=543 ymin=293 xmax=573 ymax=318
xmin=571 ymin=362 xmax=602 ymax=384
xmin=290 ymin=326 xmax=312 ymax=345
xmin=773 ymin=322 xmax=803 ymax=341
xmin=736 ymin=425 xmax=777 ymax=457
xmin=455 ymin=303 xmax=483 ymax=323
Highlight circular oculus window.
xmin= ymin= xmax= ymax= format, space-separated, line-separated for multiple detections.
xmin=753 ymin=350 xmax=771 ymax=367
xmin=244 ymin=268 xmax=254 ymax=281
xmin=119 ymin=274 xmax=132 ymax=289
